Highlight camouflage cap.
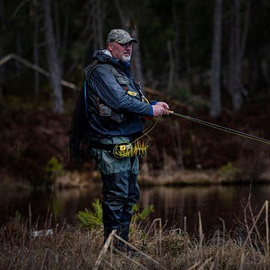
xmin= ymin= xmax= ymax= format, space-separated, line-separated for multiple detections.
xmin=107 ymin=29 xmax=138 ymax=44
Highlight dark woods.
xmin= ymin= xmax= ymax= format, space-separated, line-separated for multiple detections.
xmin=1 ymin=0 xmax=270 ymax=113
xmin=1 ymin=0 xmax=270 ymax=186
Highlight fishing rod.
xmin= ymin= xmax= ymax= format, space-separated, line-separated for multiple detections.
xmin=167 ymin=110 xmax=270 ymax=146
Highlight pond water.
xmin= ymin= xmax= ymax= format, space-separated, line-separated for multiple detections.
xmin=1 ymin=184 xmax=269 ymax=234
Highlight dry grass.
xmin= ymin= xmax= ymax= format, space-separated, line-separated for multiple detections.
xmin=1 ymin=202 xmax=270 ymax=270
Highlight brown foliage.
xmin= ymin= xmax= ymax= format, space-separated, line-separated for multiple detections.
xmin=1 ymin=95 xmax=270 ymax=187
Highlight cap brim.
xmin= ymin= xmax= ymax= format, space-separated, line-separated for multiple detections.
xmin=117 ymin=38 xmax=138 ymax=44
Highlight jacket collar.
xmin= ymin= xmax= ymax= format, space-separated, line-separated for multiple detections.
xmin=93 ymin=50 xmax=130 ymax=70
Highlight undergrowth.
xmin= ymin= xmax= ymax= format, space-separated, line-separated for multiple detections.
xmin=1 ymin=199 xmax=270 ymax=269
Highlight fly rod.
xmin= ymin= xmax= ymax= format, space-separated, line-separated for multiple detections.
xmin=167 ymin=110 xmax=270 ymax=146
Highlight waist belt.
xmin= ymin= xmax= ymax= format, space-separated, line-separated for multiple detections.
xmin=89 ymin=140 xmax=148 ymax=158
xmin=89 ymin=141 xmax=131 ymax=152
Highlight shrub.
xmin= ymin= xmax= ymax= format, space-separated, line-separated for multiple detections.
xmin=76 ymin=199 xmax=103 ymax=230
xmin=76 ymin=200 xmax=155 ymax=230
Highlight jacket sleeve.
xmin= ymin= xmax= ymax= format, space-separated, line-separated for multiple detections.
xmin=88 ymin=66 xmax=153 ymax=116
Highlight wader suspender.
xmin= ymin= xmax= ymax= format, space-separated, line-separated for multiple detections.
xmin=83 ymin=80 xmax=89 ymax=123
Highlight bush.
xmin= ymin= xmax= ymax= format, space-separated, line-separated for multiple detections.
xmin=76 ymin=199 xmax=103 ymax=230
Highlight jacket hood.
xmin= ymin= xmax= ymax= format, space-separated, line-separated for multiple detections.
xmin=93 ymin=50 xmax=118 ymax=65
xmin=83 ymin=50 xmax=114 ymax=78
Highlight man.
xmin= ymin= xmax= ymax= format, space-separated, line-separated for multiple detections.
xmin=72 ymin=29 xmax=169 ymax=250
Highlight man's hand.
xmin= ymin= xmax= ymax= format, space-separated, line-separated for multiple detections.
xmin=152 ymin=102 xmax=170 ymax=117
xmin=156 ymin=102 xmax=170 ymax=115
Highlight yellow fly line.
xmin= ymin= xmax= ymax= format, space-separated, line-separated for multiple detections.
xmin=112 ymin=95 xmax=158 ymax=158
xmin=113 ymin=140 xmax=149 ymax=158
xmin=168 ymin=110 xmax=270 ymax=146
xmin=113 ymin=118 xmax=158 ymax=159
xmin=113 ymin=108 xmax=270 ymax=159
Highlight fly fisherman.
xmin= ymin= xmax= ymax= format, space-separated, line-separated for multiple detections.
xmin=70 ymin=29 xmax=169 ymax=253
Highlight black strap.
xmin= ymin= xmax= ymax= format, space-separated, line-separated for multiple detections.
xmin=88 ymin=141 xmax=134 ymax=152
xmin=88 ymin=141 xmax=114 ymax=151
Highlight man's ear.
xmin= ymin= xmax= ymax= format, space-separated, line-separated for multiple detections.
xmin=108 ymin=42 xmax=114 ymax=52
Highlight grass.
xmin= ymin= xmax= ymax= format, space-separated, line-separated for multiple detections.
xmin=1 ymin=200 xmax=270 ymax=269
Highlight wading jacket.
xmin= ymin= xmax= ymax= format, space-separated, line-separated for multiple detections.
xmin=84 ymin=50 xmax=154 ymax=139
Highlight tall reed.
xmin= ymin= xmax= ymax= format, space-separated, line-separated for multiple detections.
xmin=1 ymin=200 xmax=269 ymax=269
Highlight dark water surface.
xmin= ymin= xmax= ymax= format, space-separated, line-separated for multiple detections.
xmin=1 ymin=184 xmax=269 ymax=234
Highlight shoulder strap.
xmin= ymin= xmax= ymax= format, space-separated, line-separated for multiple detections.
xmin=83 ymin=80 xmax=89 ymax=123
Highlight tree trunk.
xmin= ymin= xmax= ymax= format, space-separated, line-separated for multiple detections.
xmin=96 ymin=0 xmax=104 ymax=49
xmin=114 ymin=0 xmax=144 ymax=87
xmin=166 ymin=3 xmax=180 ymax=96
xmin=233 ymin=0 xmax=242 ymax=110
xmin=172 ymin=4 xmax=180 ymax=84
xmin=61 ymin=0 xmax=70 ymax=55
xmin=53 ymin=0 xmax=60 ymax=47
xmin=247 ymin=0 xmax=266 ymax=90
xmin=129 ymin=26 xmax=145 ymax=87
xmin=15 ymin=23 xmax=22 ymax=76
xmin=33 ymin=0 xmax=40 ymax=95
xmin=42 ymin=0 xmax=64 ymax=113
xmin=167 ymin=40 xmax=175 ymax=95
xmin=228 ymin=11 xmax=236 ymax=104
xmin=90 ymin=0 xmax=104 ymax=50
xmin=0 ymin=0 xmax=4 ymax=95
xmin=185 ymin=0 xmax=192 ymax=80
xmin=228 ymin=0 xmax=250 ymax=111
xmin=228 ymin=0 xmax=242 ymax=111
xmin=210 ymin=0 xmax=223 ymax=117
xmin=53 ymin=0 xmax=64 ymax=77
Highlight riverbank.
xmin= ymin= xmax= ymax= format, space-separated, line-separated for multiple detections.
xmin=2 ymin=165 xmax=270 ymax=192
xmin=23 ymin=167 xmax=270 ymax=191
xmin=52 ymin=161 xmax=270 ymax=189
xmin=138 ymin=166 xmax=270 ymax=186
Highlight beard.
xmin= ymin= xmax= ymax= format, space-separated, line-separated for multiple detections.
xmin=122 ymin=52 xmax=132 ymax=62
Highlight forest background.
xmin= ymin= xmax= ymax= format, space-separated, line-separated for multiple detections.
xmin=1 ymin=0 xmax=270 ymax=189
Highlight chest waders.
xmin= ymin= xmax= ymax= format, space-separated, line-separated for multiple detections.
xmin=85 ymin=63 xmax=142 ymax=248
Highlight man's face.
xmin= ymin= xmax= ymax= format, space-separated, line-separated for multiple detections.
xmin=108 ymin=41 xmax=133 ymax=62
